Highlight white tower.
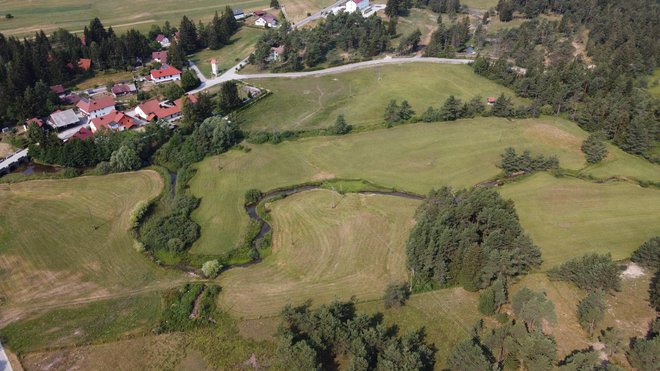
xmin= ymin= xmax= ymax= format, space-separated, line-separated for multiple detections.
xmin=211 ymin=58 xmax=218 ymax=76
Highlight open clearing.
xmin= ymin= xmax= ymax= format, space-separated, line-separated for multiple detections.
xmin=0 ymin=171 xmax=183 ymax=325
xmin=238 ymin=64 xmax=528 ymax=131
xmin=190 ymin=27 xmax=266 ymax=78
xmin=499 ymin=173 xmax=660 ymax=269
xmin=284 ymin=0 xmax=335 ymax=24
xmin=0 ymin=0 xmax=270 ymax=36
xmin=218 ymin=189 xmax=417 ymax=318
xmin=190 ymin=116 xmax=660 ymax=256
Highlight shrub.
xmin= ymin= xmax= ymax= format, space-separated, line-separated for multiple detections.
xmin=181 ymin=70 xmax=201 ymax=91
xmin=548 ymin=253 xmax=620 ymax=292
xmin=133 ymin=240 xmax=145 ymax=252
xmin=201 ymin=260 xmax=222 ymax=278
xmin=581 ymin=134 xmax=608 ymax=164
xmin=499 ymin=147 xmax=559 ymax=174
xmin=244 ymin=189 xmax=263 ymax=205
xmin=130 ymin=201 xmax=151 ymax=230
xmin=328 ymin=114 xmax=352 ymax=135
xmin=63 ymin=168 xmax=80 ymax=178
xmin=96 ymin=161 xmax=113 ymax=175
xmin=383 ymin=281 xmax=410 ymax=309
xmin=631 ymin=236 xmax=660 ymax=269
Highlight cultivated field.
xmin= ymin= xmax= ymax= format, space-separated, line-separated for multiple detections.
xmin=0 ymin=171 xmax=183 ymax=325
xmin=499 ymin=173 xmax=660 ymax=269
xmin=0 ymin=0 xmax=269 ymax=37
xmin=238 ymin=64 xmax=527 ymax=131
xmin=190 ymin=116 xmax=660 ymax=256
xmin=218 ymin=189 xmax=417 ymax=317
xmin=190 ymin=27 xmax=266 ymax=78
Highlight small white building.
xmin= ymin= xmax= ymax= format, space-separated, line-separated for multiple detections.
xmin=346 ymin=0 xmax=370 ymax=13
xmin=255 ymin=14 xmax=278 ymax=28
xmin=150 ymin=65 xmax=182 ymax=84
xmin=76 ymin=96 xmax=116 ymax=119
xmin=156 ymin=34 xmax=170 ymax=48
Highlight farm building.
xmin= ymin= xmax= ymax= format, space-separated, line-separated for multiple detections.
xmin=76 ymin=96 xmax=116 ymax=118
xmin=233 ymin=9 xmax=246 ymax=20
xmin=134 ymin=95 xmax=197 ymax=122
xmin=48 ymin=109 xmax=80 ymax=131
xmin=150 ymin=65 xmax=182 ymax=84
xmin=255 ymin=14 xmax=278 ymax=28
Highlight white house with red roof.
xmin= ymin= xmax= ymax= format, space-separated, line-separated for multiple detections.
xmin=150 ymin=65 xmax=182 ymax=84
xmin=155 ymin=34 xmax=171 ymax=48
xmin=76 ymin=96 xmax=116 ymax=118
xmin=135 ymin=95 xmax=198 ymax=122
xmin=89 ymin=111 xmax=136 ymax=133
xmin=255 ymin=14 xmax=278 ymax=28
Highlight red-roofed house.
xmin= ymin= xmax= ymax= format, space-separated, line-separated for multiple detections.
xmin=23 ymin=117 xmax=44 ymax=131
xmin=150 ymin=66 xmax=182 ymax=84
xmin=487 ymin=96 xmax=496 ymax=105
xmin=155 ymin=34 xmax=171 ymax=48
xmin=67 ymin=127 xmax=94 ymax=141
xmin=89 ymin=111 xmax=136 ymax=133
xmin=111 ymin=83 xmax=137 ymax=97
xmin=50 ymin=84 xmax=66 ymax=97
xmin=152 ymin=51 xmax=168 ymax=64
xmin=135 ymin=95 xmax=197 ymax=122
xmin=76 ymin=96 xmax=116 ymax=118
xmin=78 ymin=58 xmax=92 ymax=71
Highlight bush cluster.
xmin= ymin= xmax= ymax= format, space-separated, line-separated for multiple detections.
xmin=499 ymin=147 xmax=559 ymax=175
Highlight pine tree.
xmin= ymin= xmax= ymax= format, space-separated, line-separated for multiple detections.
xmin=384 ymin=99 xmax=401 ymax=126
xmin=581 ymin=134 xmax=608 ymax=164
xmin=167 ymin=39 xmax=187 ymax=70
xmin=446 ymin=340 xmax=491 ymax=371
xmin=179 ymin=16 xmax=199 ymax=54
xmin=577 ymin=291 xmax=606 ymax=337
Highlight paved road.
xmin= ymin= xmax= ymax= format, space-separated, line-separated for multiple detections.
xmin=188 ymin=61 xmax=208 ymax=83
xmin=0 ymin=342 xmax=13 ymax=371
xmin=190 ymin=56 xmax=472 ymax=94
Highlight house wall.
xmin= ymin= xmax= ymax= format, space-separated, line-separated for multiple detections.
xmin=255 ymin=18 xmax=266 ymax=27
xmin=152 ymin=74 xmax=181 ymax=84
xmin=88 ymin=106 xmax=114 ymax=119
xmin=135 ymin=107 xmax=149 ymax=120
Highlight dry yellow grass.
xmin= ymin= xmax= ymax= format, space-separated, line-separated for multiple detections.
xmin=0 ymin=142 xmax=16 ymax=158
xmin=0 ymin=171 xmax=183 ymax=325
xmin=219 ymin=189 xmax=418 ymax=318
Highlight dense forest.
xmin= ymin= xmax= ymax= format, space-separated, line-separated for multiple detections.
xmin=475 ymin=0 xmax=660 ymax=160
xmin=406 ymin=187 xmax=542 ymax=291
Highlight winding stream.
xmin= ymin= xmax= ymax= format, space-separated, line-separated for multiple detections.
xmin=245 ymin=185 xmax=424 ymax=248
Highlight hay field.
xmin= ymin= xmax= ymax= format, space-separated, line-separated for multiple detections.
xmin=190 ymin=116 xmax=659 ymax=256
xmin=0 ymin=0 xmax=269 ymax=36
xmin=499 ymin=173 xmax=660 ymax=268
xmin=238 ymin=64 xmax=528 ymax=131
xmin=0 ymin=171 xmax=183 ymax=325
xmin=218 ymin=189 xmax=417 ymax=317
xmin=190 ymin=26 xmax=266 ymax=78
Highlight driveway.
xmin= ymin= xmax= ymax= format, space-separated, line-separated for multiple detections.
xmin=0 ymin=342 xmax=13 ymax=371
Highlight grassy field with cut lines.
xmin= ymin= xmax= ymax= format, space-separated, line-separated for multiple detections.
xmin=190 ymin=26 xmax=266 ymax=78
xmin=238 ymin=64 xmax=528 ymax=131
xmin=218 ymin=189 xmax=418 ymax=318
xmin=190 ymin=116 xmax=660 ymax=256
xmin=0 ymin=171 xmax=183 ymax=326
xmin=499 ymin=173 xmax=660 ymax=269
xmin=0 ymin=0 xmax=269 ymax=37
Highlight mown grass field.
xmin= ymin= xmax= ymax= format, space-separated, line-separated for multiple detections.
xmin=76 ymin=70 xmax=135 ymax=90
xmin=190 ymin=26 xmax=266 ymax=78
xmin=283 ymin=0 xmax=335 ymax=24
xmin=499 ymin=173 xmax=660 ymax=269
xmin=461 ymin=0 xmax=499 ymax=9
xmin=0 ymin=171 xmax=183 ymax=325
xmin=0 ymin=0 xmax=269 ymax=37
xmin=190 ymin=116 xmax=660 ymax=256
xmin=238 ymin=64 xmax=528 ymax=131
xmin=218 ymin=189 xmax=417 ymax=318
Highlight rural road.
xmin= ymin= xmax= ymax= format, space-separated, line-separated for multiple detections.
xmin=190 ymin=56 xmax=473 ymax=94
xmin=0 ymin=342 xmax=13 ymax=371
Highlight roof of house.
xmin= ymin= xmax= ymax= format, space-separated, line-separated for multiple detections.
xmin=137 ymin=95 xmax=198 ymax=120
xmin=76 ymin=96 xmax=116 ymax=113
xmin=90 ymin=110 xmax=136 ymax=132
xmin=211 ymin=58 xmax=217 ymax=64
xmin=258 ymin=14 xmax=277 ymax=23
xmin=50 ymin=84 xmax=65 ymax=95
xmin=78 ymin=58 xmax=92 ymax=71
xmin=62 ymin=93 xmax=81 ymax=105
xmin=155 ymin=34 xmax=169 ymax=42
xmin=254 ymin=10 xmax=265 ymax=16
xmin=111 ymin=83 xmax=137 ymax=95
xmin=151 ymin=65 xmax=182 ymax=79
xmin=26 ymin=118 xmax=44 ymax=127
xmin=70 ymin=127 xmax=94 ymax=141
xmin=487 ymin=96 xmax=496 ymax=102
xmin=152 ymin=51 xmax=168 ymax=63
xmin=271 ymin=46 xmax=285 ymax=54
xmin=49 ymin=109 xmax=80 ymax=128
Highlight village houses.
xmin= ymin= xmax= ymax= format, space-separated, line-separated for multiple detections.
xmin=76 ymin=96 xmax=116 ymax=118
xmin=150 ymin=65 xmax=182 ymax=84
